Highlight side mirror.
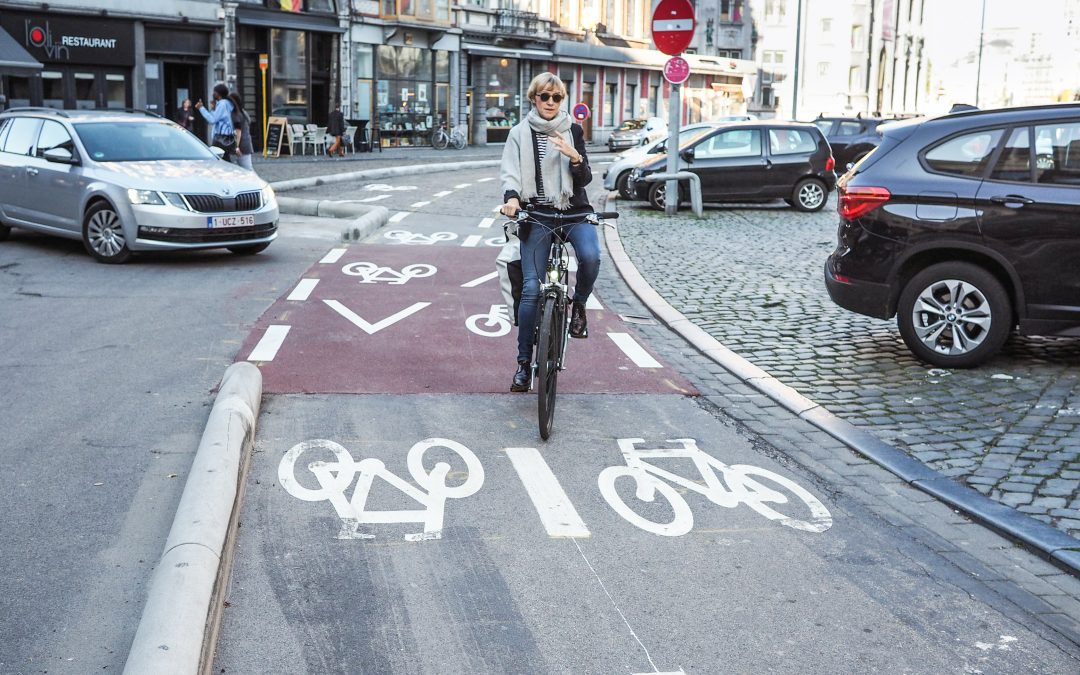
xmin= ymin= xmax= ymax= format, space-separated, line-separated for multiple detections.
xmin=210 ymin=146 xmax=226 ymax=160
xmin=679 ymin=147 xmax=695 ymax=163
xmin=43 ymin=147 xmax=78 ymax=165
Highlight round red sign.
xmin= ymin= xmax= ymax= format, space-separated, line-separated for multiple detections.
xmin=572 ymin=103 xmax=590 ymax=121
xmin=652 ymin=0 xmax=696 ymax=56
xmin=663 ymin=56 xmax=690 ymax=85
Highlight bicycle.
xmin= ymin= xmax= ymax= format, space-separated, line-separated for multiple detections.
xmin=448 ymin=125 xmax=467 ymax=150
xmin=431 ymin=124 xmax=467 ymax=150
xmin=507 ymin=206 xmax=620 ymax=440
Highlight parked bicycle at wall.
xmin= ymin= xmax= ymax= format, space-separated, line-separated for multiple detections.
xmin=431 ymin=123 xmax=467 ymax=150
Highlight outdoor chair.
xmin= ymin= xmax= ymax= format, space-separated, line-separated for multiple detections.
xmin=289 ymin=124 xmax=306 ymax=155
xmin=304 ymin=126 xmax=328 ymax=155
xmin=343 ymin=125 xmax=357 ymax=154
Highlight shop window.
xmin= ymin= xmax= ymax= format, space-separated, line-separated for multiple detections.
xmin=42 ymin=72 xmax=64 ymax=110
xmin=272 ymin=30 xmax=307 ymax=80
xmin=75 ymin=73 xmax=97 ymax=110
xmin=354 ymin=45 xmax=374 ymax=79
xmin=105 ymin=74 xmax=127 ymax=109
xmin=484 ymin=56 xmax=520 ymax=142
xmin=435 ymin=51 xmax=450 ymax=82
xmin=3 ymin=77 xmax=31 ymax=109
xmin=603 ymin=82 xmax=617 ymax=127
xmin=624 ymin=83 xmax=637 ymax=120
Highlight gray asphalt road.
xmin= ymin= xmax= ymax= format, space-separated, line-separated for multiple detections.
xmin=0 ymin=216 xmax=343 ymax=673
xmin=213 ymin=172 xmax=1080 ymax=673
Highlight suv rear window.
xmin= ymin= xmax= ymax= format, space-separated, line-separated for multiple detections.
xmin=1034 ymin=121 xmax=1080 ymax=186
xmin=924 ymin=128 xmax=1003 ymax=177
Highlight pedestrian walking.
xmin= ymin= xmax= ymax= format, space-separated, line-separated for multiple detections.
xmin=498 ymin=72 xmax=597 ymax=392
xmin=326 ymin=103 xmax=347 ymax=158
xmin=175 ymin=98 xmax=196 ymax=132
xmin=228 ymin=93 xmax=255 ymax=172
xmin=196 ymin=84 xmax=236 ymax=163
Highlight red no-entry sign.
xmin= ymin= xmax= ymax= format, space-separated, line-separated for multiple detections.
xmin=652 ymin=0 xmax=696 ymax=56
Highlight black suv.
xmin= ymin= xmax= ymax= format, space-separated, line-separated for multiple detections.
xmin=812 ymin=115 xmax=891 ymax=169
xmin=825 ymin=103 xmax=1080 ymax=367
xmin=627 ymin=121 xmax=837 ymax=212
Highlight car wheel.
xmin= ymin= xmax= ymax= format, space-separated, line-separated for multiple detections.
xmin=227 ymin=242 xmax=272 ymax=255
xmin=0 ymin=221 xmax=10 ymax=242
xmin=648 ymin=181 xmax=682 ymax=211
xmin=792 ymin=178 xmax=827 ymax=212
xmin=896 ymin=262 xmax=1012 ymax=368
xmin=83 ymin=201 xmax=132 ymax=264
xmin=616 ymin=171 xmax=634 ymax=200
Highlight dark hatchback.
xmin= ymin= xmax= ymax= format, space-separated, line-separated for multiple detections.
xmin=812 ymin=115 xmax=890 ymax=169
xmin=627 ymin=121 xmax=837 ymax=212
xmin=825 ymin=103 xmax=1080 ymax=368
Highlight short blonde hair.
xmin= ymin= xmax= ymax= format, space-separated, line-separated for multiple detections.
xmin=527 ymin=72 xmax=567 ymax=100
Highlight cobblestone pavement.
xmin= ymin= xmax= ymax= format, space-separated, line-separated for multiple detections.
xmin=613 ymin=196 xmax=1080 ymax=539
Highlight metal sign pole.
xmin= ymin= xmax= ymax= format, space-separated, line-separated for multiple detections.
xmin=665 ymin=83 xmax=680 ymax=216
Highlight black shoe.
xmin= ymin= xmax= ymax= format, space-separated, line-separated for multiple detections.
xmin=511 ymin=361 xmax=532 ymax=392
xmin=569 ymin=301 xmax=588 ymax=338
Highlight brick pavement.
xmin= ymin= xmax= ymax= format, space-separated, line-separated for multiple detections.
xmin=611 ymin=197 xmax=1080 ymax=538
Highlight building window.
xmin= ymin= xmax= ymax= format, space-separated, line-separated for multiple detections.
xmin=851 ymin=25 xmax=863 ymax=49
xmin=817 ymin=62 xmax=830 ymax=77
xmin=849 ymin=66 xmax=861 ymax=91
xmin=761 ymin=85 xmax=774 ymax=107
xmin=764 ymin=0 xmax=786 ymax=24
xmin=624 ymin=82 xmax=637 ymax=120
xmin=820 ymin=18 xmax=832 ymax=33
xmin=604 ymin=80 xmax=617 ymax=126
xmin=717 ymin=49 xmax=742 ymax=59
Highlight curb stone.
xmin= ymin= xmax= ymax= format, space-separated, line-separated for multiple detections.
xmin=276 ymin=196 xmax=390 ymax=242
xmin=269 ymin=159 xmax=500 ymax=192
xmin=602 ymin=197 xmax=1080 ymax=577
xmin=124 ymin=362 xmax=263 ymax=675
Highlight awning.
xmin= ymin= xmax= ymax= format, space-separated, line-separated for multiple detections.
xmin=0 ymin=28 xmax=42 ymax=75
xmin=464 ymin=43 xmax=554 ymax=60
xmin=236 ymin=8 xmax=345 ymax=34
xmin=553 ymin=41 xmax=755 ymax=77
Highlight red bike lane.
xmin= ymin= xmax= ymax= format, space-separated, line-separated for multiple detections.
xmin=236 ymin=243 xmax=696 ymax=395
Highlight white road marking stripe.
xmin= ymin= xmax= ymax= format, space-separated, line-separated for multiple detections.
xmin=608 ymin=332 xmax=663 ymax=368
xmin=653 ymin=19 xmax=694 ymax=31
xmin=477 ymin=177 xmax=495 ymax=183
xmin=505 ymin=447 xmax=590 ymax=538
xmin=478 ymin=217 xmax=495 ymax=229
xmin=389 ymin=211 xmax=411 ymax=223
xmin=461 ymin=271 xmax=499 ymax=288
xmin=287 ymin=278 xmax=319 ymax=301
xmin=319 ymin=248 xmax=347 ymax=264
xmin=411 ymin=201 xmax=431 ymax=208
xmin=247 ymin=325 xmax=290 ymax=362
xmin=432 ymin=190 xmax=452 ymax=198
xmin=454 ymin=183 xmax=472 ymax=188
xmin=585 ymin=295 xmax=602 ymax=310
xmin=324 ymin=300 xmax=431 ymax=335
xmin=461 ymin=234 xmax=483 ymax=247
xmin=357 ymin=194 xmax=391 ymax=202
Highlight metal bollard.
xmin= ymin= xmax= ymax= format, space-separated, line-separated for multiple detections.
xmin=643 ymin=171 xmax=704 ymax=217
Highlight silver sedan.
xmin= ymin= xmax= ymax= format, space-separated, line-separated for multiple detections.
xmin=0 ymin=109 xmax=278 ymax=263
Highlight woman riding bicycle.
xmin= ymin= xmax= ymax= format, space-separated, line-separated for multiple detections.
xmin=499 ymin=73 xmax=599 ymax=393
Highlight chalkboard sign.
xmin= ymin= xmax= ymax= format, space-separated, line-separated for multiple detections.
xmin=264 ymin=116 xmax=287 ymax=158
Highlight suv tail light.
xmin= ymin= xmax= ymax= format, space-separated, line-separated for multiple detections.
xmin=826 ymin=156 xmax=835 ymax=172
xmin=838 ymin=186 xmax=891 ymax=220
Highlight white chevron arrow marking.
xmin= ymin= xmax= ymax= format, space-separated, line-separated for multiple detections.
xmin=323 ymin=300 xmax=431 ymax=334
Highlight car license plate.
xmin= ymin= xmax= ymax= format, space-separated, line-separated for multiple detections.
xmin=207 ymin=214 xmax=255 ymax=229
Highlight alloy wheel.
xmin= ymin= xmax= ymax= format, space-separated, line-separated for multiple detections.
xmin=911 ymin=278 xmax=992 ymax=356
xmin=798 ymin=181 xmax=825 ymax=210
xmin=88 ymin=209 xmax=127 ymax=258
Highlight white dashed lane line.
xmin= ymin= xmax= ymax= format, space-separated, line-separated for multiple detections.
xmin=608 ymin=332 xmax=663 ymax=368
xmin=389 ymin=211 xmax=412 ymax=223
xmin=455 ymin=183 xmax=472 ymax=188
xmin=476 ymin=177 xmax=495 ymax=183
xmin=478 ymin=217 xmax=495 ymax=229
xmin=357 ymin=195 xmax=391 ymax=203
xmin=432 ymin=190 xmax=453 ymax=198
xmin=247 ymin=325 xmax=291 ymax=362
xmin=287 ymin=279 xmax=320 ymax=302
xmin=410 ymin=201 xmax=431 ymax=208
xmin=319 ymin=248 xmax=347 ymax=264
xmin=461 ymin=235 xmax=484 ymax=247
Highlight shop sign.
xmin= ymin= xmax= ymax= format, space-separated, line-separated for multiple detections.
xmin=0 ymin=12 xmax=135 ymax=66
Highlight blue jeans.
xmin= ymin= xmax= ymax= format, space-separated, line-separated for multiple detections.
xmin=516 ymin=215 xmax=601 ymax=363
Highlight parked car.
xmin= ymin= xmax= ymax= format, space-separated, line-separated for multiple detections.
xmin=0 ymin=108 xmax=279 ymax=263
xmin=607 ymin=116 xmax=667 ymax=151
xmin=627 ymin=121 xmax=837 ymax=211
xmin=812 ymin=115 xmax=891 ymax=169
xmin=824 ymin=102 xmax=1080 ymax=367
xmin=603 ymin=122 xmax=721 ymax=198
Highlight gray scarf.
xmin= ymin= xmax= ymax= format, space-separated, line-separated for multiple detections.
xmin=511 ymin=108 xmax=574 ymax=210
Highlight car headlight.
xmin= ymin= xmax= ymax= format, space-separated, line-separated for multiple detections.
xmin=162 ymin=192 xmax=189 ymax=211
xmin=127 ymin=189 xmax=164 ymax=206
xmin=261 ymin=184 xmax=277 ymax=207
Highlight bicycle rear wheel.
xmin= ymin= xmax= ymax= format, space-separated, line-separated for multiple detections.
xmin=431 ymin=130 xmax=449 ymax=150
xmin=536 ymin=293 xmax=562 ymax=440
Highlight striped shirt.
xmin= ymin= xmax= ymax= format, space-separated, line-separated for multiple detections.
xmin=535 ymin=132 xmax=548 ymax=201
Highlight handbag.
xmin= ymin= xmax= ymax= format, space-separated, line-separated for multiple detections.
xmin=213 ymin=133 xmax=236 ymax=149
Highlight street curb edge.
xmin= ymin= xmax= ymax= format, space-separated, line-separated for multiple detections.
xmin=123 ymin=362 xmax=263 ymax=674
xmin=601 ymin=202 xmax=1080 ymax=577
xmin=276 ymin=196 xmax=390 ymax=241
xmin=269 ymin=159 xmax=501 ymax=192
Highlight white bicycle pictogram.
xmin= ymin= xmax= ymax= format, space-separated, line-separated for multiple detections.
xmin=598 ymin=438 xmax=833 ymax=536
xmin=384 ymin=230 xmax=457 ymax=245
xmin=278 ymin=437 xmax=484 ymax=541
xmin=465 ymin=304 xmax=513 ymax=337
xmin=341 ymin=261 xmax=437 ymax=284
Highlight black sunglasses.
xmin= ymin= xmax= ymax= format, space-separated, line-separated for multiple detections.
xmin=538 ymin=93 xmax=564 ymax=103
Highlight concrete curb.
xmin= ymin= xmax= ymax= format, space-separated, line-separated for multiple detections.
xmin=269 ymin=159 xmax=500 ymax=192
xmin=602 ymin=202 xmax=1080 ymax=576
xmin=276 ymin=196 xmax=390 ymax=242
xmin=124 ymin=362 xmax=263 ymax=674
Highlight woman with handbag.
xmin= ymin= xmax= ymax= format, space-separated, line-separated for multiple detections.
xmin=196 ymin=84 xmax=236 ymax=163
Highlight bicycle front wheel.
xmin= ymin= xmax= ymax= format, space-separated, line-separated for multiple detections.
xmin=450 ymin=132 xmax=466 ymax=150
xmin=431 ymin=130 xmax=449 ymax=150
xmin=536 ymin=293 xmax=561 ymax=440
